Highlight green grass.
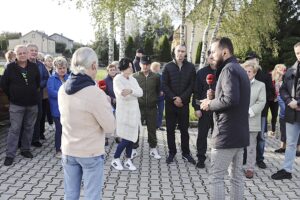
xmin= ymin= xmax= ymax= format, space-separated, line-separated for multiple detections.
xmin=96 ymin=68 xmax=107 ymax=80
xmin=0 ymin=66 xmax=4 ymax=75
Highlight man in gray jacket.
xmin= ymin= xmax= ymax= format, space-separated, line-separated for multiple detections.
xmin=201 ymin=37 xmax=250 ymax=200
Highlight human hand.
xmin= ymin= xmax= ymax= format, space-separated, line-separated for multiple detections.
xmin=207 ymin=89 xmax=215 ymax=100
xmin=200 ymin=99 xmax=211 ymax=111
xmin=195 ymin=110 xmax=202 ymax=119
xmin=288 ymin=99 xmax=298 ymax=109
xmin=121 ymin=89 xmax=132 ymax=97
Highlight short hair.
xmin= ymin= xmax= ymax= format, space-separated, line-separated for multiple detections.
xmin=14 ymin=45 xmax=27 ymax=53
xmin=70 ymin=47 xmax=98 ymax=74
xmin=136 ymin=48 xmax=144 ymax=54
xmin=26 ymin=43 xmax=38 ymax=50
xmin=118 ymin=58 xmax=133 ymax=71
xmin=44 ymin=55 xmax=53 ymax=62
xmin=241 ymin=60 xmax=261 ymax=73
xmin=5 ymin=50 xmax=15 ymax=62
xmin=150 ymin=62 xmax=161 ymax=71
xmin=37 ymin=52 xmax=45 ymax=62
xmin=53 ymin=56 xmax=68 ymax=68
xmin=106 ymin=64 xmax=117 ymax=71
xmin=212 ymin=37 xmax=234 ymax=55
xmin=294 ymin=42 xmax=300 ymax=48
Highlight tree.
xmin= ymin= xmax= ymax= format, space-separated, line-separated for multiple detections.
xmin=55 ymin=42 xmax=66 ymax=53
xmin=157 ymin=35 xmax=172 ymax=62
xmin=125 ymin=36 xmax=136 ymax=59
xmin=195 ymin=41 xmax=202 ymax=64
xmin=144 ymin=37 xmax=154 ymax=56
xmin=180 ymin=0 xmax=187 ymax=45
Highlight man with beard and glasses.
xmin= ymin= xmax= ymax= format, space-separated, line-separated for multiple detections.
xmin=200 ymin=37 xmax=250 ymax=200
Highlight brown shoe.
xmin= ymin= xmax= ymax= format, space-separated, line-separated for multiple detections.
xmin=245 ymin=170 xmax=254 ymax=179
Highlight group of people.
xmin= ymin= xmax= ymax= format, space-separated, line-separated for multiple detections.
xmin=1 ymin=38 xmax=300 ymax=200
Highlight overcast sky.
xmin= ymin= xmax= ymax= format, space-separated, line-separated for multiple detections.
xmin=0 ymin=0 xmax=95 ymax=44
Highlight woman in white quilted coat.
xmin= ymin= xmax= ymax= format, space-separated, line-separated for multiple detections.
xmin=111 ymin=58 xmax=143 ymax=171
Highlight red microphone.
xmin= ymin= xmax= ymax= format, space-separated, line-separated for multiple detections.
xmin=206 ymin=74 xmax=215 ymax=89
xmin=98 ymin=80 xmax=106 ymax=91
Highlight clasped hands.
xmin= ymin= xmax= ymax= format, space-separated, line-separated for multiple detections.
xmin=288 ymin=99 xmax=300 ymax=111
xmin=173 ymin=96 xmax=183 ymax=107
xmin=121 ymin=89 xmax=132 ymax=97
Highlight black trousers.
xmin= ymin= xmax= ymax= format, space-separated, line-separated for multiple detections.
xmin=267 ymin=100 xmax=278 ymax=132
xmin=40 ymin=98 xmax=53 ymax=135
xmin=197 ymin=111 xmax=214 ymax=162
xmin=165 ymin=102 xmax=190 ymax=155
xmin=32 ymin=92 xmax=43 ymax=143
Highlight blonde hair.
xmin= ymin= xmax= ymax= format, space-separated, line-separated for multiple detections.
xmin=44 ymin=55 xmax=53 ymax=62
xmin=272 ymin=64 xmax=286 ymax=82
xmin=241 ymin=60 xmax=261 ymax=74
xmin=150 ymin=62 xmax=161 ymax=72
xmin=5 ymin=50 xmax=16 ymax=62
xmin=53 ymin=56 xmax=68 ymax=68
xmin=106 ymin=64 xmax=117 ymax=71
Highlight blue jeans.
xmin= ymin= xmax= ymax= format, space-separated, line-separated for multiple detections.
xmin=283 ymin=122 xmax=300 ymax=173
xmin=114 ymin=139 xmax=133 ymax=158
xmin=62 ymin=155 xmax=105 ymax=200
xmin=157 ymin=99 xmax=164 ymax=128
xmin=256 ymin=116 xmax=267 ymax=162
xmin=53 ymin=117 xmax=62 ymax=152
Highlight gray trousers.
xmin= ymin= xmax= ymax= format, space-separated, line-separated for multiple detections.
xmin=246 ymin=132 xmax=258 ymax=171
xmin=210 ymin=148 xmax=244 ymax=200
xmin=6 ymin=103 xmax=38 ymax=158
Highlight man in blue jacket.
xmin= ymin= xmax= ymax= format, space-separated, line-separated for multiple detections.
xmin=201 ymin=37 xmax=250 ymax=199
xmin=27 ymin=44 xmax=49 ymax=147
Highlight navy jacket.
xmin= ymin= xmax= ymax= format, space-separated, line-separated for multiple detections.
xmin=36 ymin=60 xmax=49 ymax=89
xmin=280 ymin=61 xmax=300 ymax=123
xmin=47 ymin=73 xmax=69 ymax=117
xmin=104 ymin=75 xmax=116 ymax=108
xmin=162 ymin=60 xmax=196 ymax=105
xmin=209 ymin=57 xmax=250 ymax=149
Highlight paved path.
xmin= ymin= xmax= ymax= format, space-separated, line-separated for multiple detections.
xmin=0 ymin=124 xmax=299 ymax=199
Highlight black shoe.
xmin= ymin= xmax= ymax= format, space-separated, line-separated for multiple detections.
xmin=196 ymin=161 xmax=205 ymax=168
xmin=105 ymin=138 xmax=109 ymax=146
xmin=158 ymin=127 xmax=165 ymax=131
xmin=271 ymin=169 xmax=292 ymax=180
xmin=115 ymin=137 xmax=121 ymax=144
xmin=257 ymin=161 xmax=267 ymax=169
xmin=40 ymin=135 xmax=46 ymax=140
xmin=31 ymin=141 xmax=42 ymax=147
xmin=21 ymin=151 xmax=33 ymax=158
xmin=274 ymin=148 xmax=286 ymax=153
xmin=4 ymin=157 xmax=14 ymax=166
xmin=296 ymin=151 xmax=300 ymax=157
xmin=182 ymin=154 xmax=196 ymax=165
xmin=166 ymin=153 xmax=176 ymax=164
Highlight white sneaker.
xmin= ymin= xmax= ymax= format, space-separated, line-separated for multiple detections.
xmin=111 ymin=158 xmax=123 ymax=170
xmin=131 ymin=149 xmax=138 ymax=159
xmin=150 ymin=148 xmax=161 ymax=159
xmin=124 ymin=159 xmax=137 ymax=171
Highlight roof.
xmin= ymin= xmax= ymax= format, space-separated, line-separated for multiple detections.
xmin=22 ymin=30 xmax=55 ymax=41
xmin=49 ymin=33 xmax=73 ymax=42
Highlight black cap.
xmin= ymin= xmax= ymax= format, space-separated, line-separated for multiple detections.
xmin=140 ymin=55 xmax=151 ymax=64
xmin=136 ymin=48 xmax=144 ymax=54
xmin=245 ymin=52 xmax=260 ymax=61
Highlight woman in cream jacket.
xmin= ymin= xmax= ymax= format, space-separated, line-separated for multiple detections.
xmin=111 ymin=58 xmax=143 ymax=171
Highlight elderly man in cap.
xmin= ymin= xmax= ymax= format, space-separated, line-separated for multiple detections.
xmin=132 ymin=55 xmax=161 ymax=159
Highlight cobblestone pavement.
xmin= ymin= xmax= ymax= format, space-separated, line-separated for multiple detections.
xmin=0 ymin=124 xmax=299 ymax=200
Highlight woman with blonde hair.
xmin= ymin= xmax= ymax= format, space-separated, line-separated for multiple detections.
xmin=4 ymin=50 xmax=16 ymax=69
xmin=242 ymin=60 xmax=266 ymax=178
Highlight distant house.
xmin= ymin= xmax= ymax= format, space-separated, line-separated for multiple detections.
xmin=49 ymin=33 xmax=74 ymax=50
xmin=8 ymin=30 xmax=56 ymax=54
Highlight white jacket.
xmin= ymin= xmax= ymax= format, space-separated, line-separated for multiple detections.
xmin=113 ymin=74 xmax=143 ymax=142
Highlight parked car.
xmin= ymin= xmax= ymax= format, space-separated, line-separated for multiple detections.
xmin=0 ymin=75 xmax=9 ymax=123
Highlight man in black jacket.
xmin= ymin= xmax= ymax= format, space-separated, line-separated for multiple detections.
xmin=132 ymin=48 xmax=144 ymax=73
xmin=193 ymin=50 xmax=216 ymax=168
xmin=162 ymin=45 xmax=196 ymax=165
xmin=201 ymin=37 xmax=250 ymax=199
xmin=272 ymin=42 xmax=300 ymax=180
xmin=1 ymin=45 xmax=40 ymax=166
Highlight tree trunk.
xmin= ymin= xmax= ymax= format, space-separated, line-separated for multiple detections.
xmin=180 ymin=0 xmax=187 ymax=45
xmin=119 ymin=11 xmax=126 ymax=59
xmin=187 ymin=0 xmax=199 ymax=63
xmin=108 ymin=10 xmax=115 ymax=64
xmin=188 ymin=21 xmax=196 ymax=62
xmin=210 ymin=0 xmax=227 ymax=46
xmin=199 ymin=0 xmax=216 ymax=68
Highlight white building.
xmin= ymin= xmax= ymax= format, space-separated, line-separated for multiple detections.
xmin=8 ymin=30 xmax=56 ymax=54
xmin=49 ymin=33 xmax=74 ymax=50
